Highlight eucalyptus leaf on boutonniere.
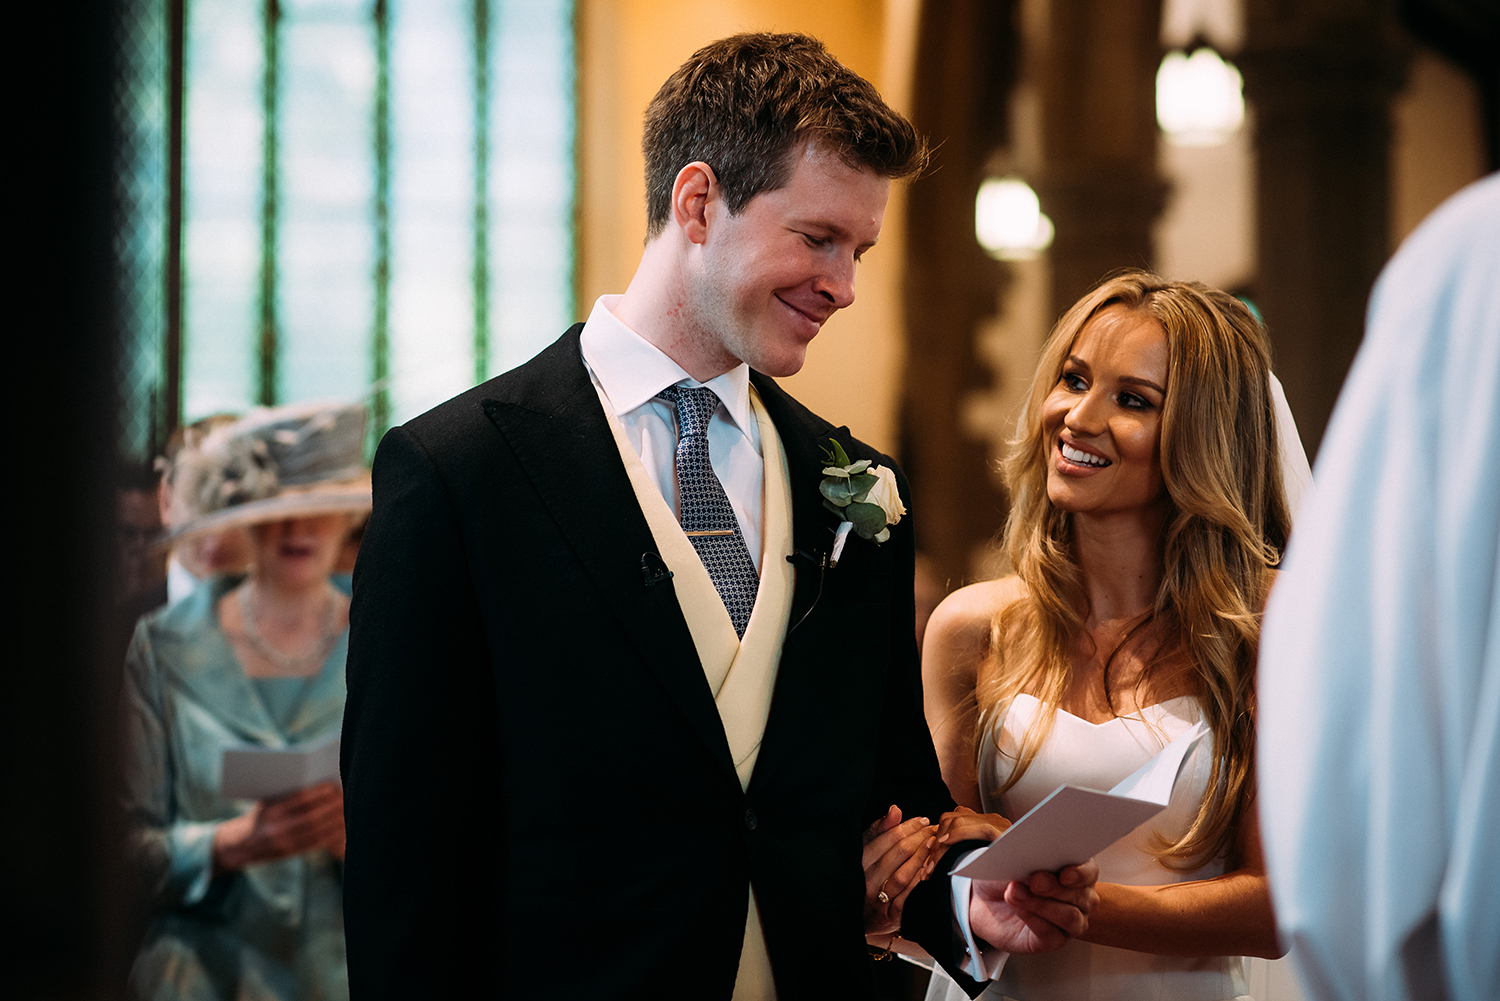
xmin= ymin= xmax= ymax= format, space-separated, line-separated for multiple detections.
xmin=818 ymin=438 xmax=907 ymax=565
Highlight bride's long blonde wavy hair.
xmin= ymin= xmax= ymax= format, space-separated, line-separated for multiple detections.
xmin=977 ymin=271 xmax=1293 ymax=868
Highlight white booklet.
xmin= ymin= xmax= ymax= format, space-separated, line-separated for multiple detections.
xmin=221 ymin=734 xmax=341 ymax=800
xmin=951 ymin=721 xmax=1209 ymax=883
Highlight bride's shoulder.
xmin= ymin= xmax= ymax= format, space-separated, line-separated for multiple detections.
xmin=925 ymin=576 xmax=1029 ymax=657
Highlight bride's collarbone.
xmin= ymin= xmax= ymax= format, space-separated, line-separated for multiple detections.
xmin=1059 ymin=642 xmax=1196 ymax=724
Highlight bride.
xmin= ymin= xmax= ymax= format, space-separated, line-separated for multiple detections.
xmin=921 ymin=272 xmax=1308 ymax=1000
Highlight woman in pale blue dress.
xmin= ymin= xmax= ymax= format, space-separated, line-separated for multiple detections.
xmin=917 ymin=273 xmax=1311 ymax=1000
xmin=123 ymin=402 xmax=371 ymax=1001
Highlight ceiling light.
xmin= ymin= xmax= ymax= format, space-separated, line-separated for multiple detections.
xmin=975 ymin=176 xmax=1054 ymax=261
xmin=1156 ymin=46 xmax=1244 ymax=146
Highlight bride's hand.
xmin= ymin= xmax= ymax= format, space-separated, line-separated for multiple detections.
xmin=969 ymin=858 xmax=1100 ymax=954
xmin=915 ymin=805 xmax=1011 ymax=878
xmin=861 ymin=804 xmax=936 ymax=935
xmin=935 ymin=805 xmax=1010 ymax=844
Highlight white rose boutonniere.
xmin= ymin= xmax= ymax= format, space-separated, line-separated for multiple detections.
xmin=818 ymin=438 xmax=906 ymax=565
xmin=864 ymin=466 xmax=907 ymax=525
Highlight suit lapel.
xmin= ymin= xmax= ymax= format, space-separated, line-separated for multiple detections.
xmin=481 ymin=330 xmax=738 ymax=784
xmin=745 ymin=374 xmax=866 ymax=794
xmin=748 ymin=373 xmax=843 ymax=619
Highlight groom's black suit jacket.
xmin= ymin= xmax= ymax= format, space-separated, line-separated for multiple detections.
xmin=342 ymin=327 xmax=981 ymax=998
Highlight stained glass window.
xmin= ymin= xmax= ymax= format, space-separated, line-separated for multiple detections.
xmin=181 ymin=0 xmax=262 ymax=420
xmin=489 ymin=0 xmax=575 ymax=378
xmin=388 ymin=0 xmax=473 ymax=424
xmin=116 ymin=0 xmax=576 ymax=461
xmin=116 ymin=0 xmax=170 ymax=460
xmin=280 ymin=0 xmax=378 ymax=406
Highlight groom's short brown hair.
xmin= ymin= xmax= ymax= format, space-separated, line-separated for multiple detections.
xmin=641 ymin=32 xmax=928 ymax=239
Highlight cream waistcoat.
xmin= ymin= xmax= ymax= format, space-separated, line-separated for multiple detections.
xmin=594 ymin=382 xmax=795 ymax=1000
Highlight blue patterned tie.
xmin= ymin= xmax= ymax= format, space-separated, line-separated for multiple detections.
xmin=659 ymin=385 xmax=759 ymax=637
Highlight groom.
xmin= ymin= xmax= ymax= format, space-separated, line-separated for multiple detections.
xmin=342 ymin=32 xmax=1094 ymax=999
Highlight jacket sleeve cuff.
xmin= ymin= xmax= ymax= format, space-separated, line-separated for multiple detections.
xmin=897 ymin=839 xmax=992 ymax=997
xmin=167 ymin=820 xmax=219 ymax=907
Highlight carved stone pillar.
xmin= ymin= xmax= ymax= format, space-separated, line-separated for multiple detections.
xmin=903 ymin=0 xmax=1168 ymax=585
xmin=1240 ymin=4 xmax=1406 ymax=457
xmin=1036 ymin=0 xmax=1167 ymax=317
xmin=902 ymin=0 xmax=1017 ymax=588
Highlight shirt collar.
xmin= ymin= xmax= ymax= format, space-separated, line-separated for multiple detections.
xmin=166 ymin=555 xmax=200 ymax=604
xmin=579 ymin=295 xmax=755 ymax=438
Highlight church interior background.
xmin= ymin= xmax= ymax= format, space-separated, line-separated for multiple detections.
xmin=11 ymin=0 xmax=1495 ymax=996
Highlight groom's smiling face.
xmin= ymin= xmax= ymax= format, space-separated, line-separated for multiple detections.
xmin=689 ymin=142 xmax=890 ymax=378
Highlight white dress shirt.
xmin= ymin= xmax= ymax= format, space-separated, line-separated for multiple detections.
xmin=579 ymin=295 xmax=764 ymax=571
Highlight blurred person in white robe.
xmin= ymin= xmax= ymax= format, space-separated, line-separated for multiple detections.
xmin=1258 ymin=173 xmax=1500 ymax=1001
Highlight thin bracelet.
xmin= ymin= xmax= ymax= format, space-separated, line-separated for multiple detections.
xmin=867 ymin=932 xmax=900 ymax=961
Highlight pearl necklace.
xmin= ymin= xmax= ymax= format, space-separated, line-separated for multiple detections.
xmin=237 ymin=580 xmax=340 ymax=674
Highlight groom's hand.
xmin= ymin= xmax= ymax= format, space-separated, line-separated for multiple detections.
xmin=862 ymin=805 xmax=936 ymax=935
xmin=969 ymin=859 xmax=1099 ymax=954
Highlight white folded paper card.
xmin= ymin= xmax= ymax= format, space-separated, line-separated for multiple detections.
xmin=221 ymin=735 xmax=341 ymax=800
xmin=951 ymin=720 xmax=1209 ymax=883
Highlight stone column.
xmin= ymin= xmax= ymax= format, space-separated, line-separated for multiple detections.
xmin=1036 ymin=0 xmax=1167 ymax=316
xmin=1240 ymin=3 xmax=1406 ymax=457
xmin=903 ymin=0 xmax=1169 ymax=585
xmin=902 ymin=0 xmax=1017 ymax=588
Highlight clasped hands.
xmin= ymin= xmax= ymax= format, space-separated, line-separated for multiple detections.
xmin=212 ymin=782 xmax=346 ymax=874
xmin=862 ymin=804 xmax=1099 ymax=955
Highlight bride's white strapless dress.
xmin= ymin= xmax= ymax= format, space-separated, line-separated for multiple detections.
xmin=926 ymin=694 xmax=1251 ymax=1001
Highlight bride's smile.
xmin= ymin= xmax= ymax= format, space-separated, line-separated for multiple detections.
xmin=1041 ymin=303 xmax=1169 ymax=518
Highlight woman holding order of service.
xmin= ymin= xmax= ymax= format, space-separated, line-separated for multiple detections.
xmin=122 ymin=401 xmax=371 ymax=1001
xmin=920 ymin=271 xmax=1311 ymax=1000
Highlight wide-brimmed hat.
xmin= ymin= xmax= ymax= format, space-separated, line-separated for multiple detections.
xmin=159 ymin=401 xmax=372 ymax=542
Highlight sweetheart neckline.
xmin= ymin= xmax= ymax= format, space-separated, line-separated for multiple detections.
xmin=1010 ymin=692 xmax=1200 ymax=729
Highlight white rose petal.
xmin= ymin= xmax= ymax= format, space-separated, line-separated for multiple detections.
xmin=865 ymin=466 xmax=906 ymax=525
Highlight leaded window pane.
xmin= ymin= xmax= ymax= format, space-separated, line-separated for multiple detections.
xmin=279 ymin=0 xmax=377 ymax=405
xmin=489 ymin=0 xmax=576 ymax=379
xmin=118 ymin=0 xmax=577 ymax=454
xmin=182 ymin=0 xmax=263 ymax=420
xmin=388 ymin=0 xmax=474 ymax=426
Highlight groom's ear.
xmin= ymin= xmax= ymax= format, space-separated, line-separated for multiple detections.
xmin=671 ymin=161 xmax=716 ymax=246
